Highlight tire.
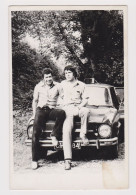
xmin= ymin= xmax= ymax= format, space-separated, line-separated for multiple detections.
xmin=102 ymin=144 xmax=118 ymax=160
xmin=119 ymin=119 xmax=124 ymax=143
xmin=108 ymin=144 xmax=119 ymax=159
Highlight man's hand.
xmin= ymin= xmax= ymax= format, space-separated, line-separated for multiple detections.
xmin=78 ymin=99 xmax=88 ymax=109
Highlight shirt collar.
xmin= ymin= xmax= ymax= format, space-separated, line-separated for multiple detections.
xmin=65 ymin=79 xmax=79 ymax=87
xmin=40 ymin=80 xmax=55 ymax=88
xmin=73 ymin=80 xmax=79 ymax=87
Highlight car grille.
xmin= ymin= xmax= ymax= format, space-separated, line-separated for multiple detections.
xmin=39 ymin=122 xmax=101 ymax=141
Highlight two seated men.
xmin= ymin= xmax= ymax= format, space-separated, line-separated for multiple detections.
xmin=32 ymin=65 xmax=89 ymax=170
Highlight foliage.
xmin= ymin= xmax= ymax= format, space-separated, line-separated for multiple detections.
xmin=11 ymin=10 xmax=124 ymax=109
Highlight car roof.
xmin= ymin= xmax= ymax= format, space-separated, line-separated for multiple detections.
xmin=85 ymin=83 xmax=113 ymax=88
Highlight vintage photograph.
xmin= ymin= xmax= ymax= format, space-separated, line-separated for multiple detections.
xmin=9 ymin=6 xmax=128 ymax=189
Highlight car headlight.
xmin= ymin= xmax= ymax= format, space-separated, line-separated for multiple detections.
xmin=27 ymin=125 xmax=33 ymax=139
xmin=98 ymin=124 xmax=111 ymax=138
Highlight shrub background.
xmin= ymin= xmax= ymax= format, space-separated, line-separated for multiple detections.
xmin=12 ymin=10 xmax=124 ymax=109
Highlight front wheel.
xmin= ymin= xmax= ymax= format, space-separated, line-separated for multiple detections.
xmin=108 ymin=144 xmax=119 ymax=159
xmin=102 ymin=144 xmax=119 ymax=160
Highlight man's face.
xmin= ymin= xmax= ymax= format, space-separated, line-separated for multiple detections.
xmin=44 ymin=73 xmax=53 ymax=86
xmin=65 ymin=70 xmax=75 ymax=81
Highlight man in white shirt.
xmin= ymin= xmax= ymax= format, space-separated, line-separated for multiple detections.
xmin=32 ymin=68 xmax=66 ymax=170
xmin=61 ymin=65 xmax=89 ymax=170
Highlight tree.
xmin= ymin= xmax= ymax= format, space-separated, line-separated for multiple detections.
xmin=77 ymin=10 xmax=123 ymax=85
xmin=11 ymin=10 xmax=124 ymax=109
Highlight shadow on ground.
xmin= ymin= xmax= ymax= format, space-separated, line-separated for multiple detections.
xmin=41 ymin=143 xmax=124 ymax=164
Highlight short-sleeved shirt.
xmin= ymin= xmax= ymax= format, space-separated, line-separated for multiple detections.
xmin=60 ymin=80 xmax=89 ymax=106
xmin=33 ymin=80 xmax=62 ymax=108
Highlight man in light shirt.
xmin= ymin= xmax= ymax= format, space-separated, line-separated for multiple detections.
xmin=61 ymin=65 xmax=89 ymax=170
xmin=32 ymin=68 xmax=66 ymax=170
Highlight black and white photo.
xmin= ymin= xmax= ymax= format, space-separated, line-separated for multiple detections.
xmin=9 ymin=5 xmax=128 ymax=190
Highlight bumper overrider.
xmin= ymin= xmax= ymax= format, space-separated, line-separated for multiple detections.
xmin=25 ymin=137 xmax=118 ymax=150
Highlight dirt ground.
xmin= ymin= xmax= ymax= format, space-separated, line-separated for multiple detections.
xmin=10 ymin=109 xmax=128 ymax=189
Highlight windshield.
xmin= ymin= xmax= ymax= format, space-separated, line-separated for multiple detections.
xmin=86 ymin=86 xmax=112 ymax=106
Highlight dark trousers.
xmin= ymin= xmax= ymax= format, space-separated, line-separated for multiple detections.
xmin=32 ymin=106 xmax=66 ymax=161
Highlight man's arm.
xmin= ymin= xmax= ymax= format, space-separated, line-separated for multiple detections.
xmin=32 ymin=98 xmax=38 ymax=117
xmin=56 ymin=83 xmax=64 ymax=106
xmin=78 ymin=84 xmax=89 ymax=109
xmin=57 ymin=82 xmax=64 ymax=99
xmin=32 ymin=85 xmax=39 ymax=117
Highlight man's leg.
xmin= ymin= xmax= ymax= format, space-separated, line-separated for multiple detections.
xmin=62 ymin=106 xmax=79 ymax=170
xmin=32 ymin=107 xmax=50 ymax=166
xmin=78 ymin=107 xmax=89 ymax=145
xmin=62 ymin=107 xmax=74 ymax=160
xmin=49 ymin=109 xmax=66 ymax=145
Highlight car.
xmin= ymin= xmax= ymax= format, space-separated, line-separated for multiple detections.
xmin=114 ymin=87 xmax=124 ymax=142
xmin=25 ymin=80 xmax=122 ymax=159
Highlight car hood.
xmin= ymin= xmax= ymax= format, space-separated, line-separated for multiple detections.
xmin=87 ymin=106 xmax=120 ymax=124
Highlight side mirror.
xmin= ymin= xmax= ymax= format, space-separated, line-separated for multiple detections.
xmin=119 ymin=98 xmax=124 ymax=107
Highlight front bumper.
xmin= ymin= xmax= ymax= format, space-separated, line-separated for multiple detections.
xmin=25 ymin=137 xmax=118 ymax=150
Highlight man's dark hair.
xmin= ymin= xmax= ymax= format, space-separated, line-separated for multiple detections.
xmin=42 ymin=68 xmax=52 ymax=77
xmin=64 ymin=65 xmax=77 ymax=78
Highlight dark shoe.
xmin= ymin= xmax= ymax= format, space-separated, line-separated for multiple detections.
xmin=31 ymin=161 xmax=38 ymax=170
xmin=64 ymin=160 xmax=71 ymax=170
xmin=80 ymin=135 xmax=89 ymax=146
xmin=51 ymin=136 xmax=59 ymax=147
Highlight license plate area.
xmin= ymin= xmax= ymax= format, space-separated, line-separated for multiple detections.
xmin=54 ymin=142 xmax=63 ymax=150
xmin=72 ymin=142 xmax=81 ymax=149
xmin=54 ymin=142 xmax=81 ymax=150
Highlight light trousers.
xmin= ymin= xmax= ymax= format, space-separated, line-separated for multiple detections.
xmin=62 ymin=105 xmax=89 ymax=160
